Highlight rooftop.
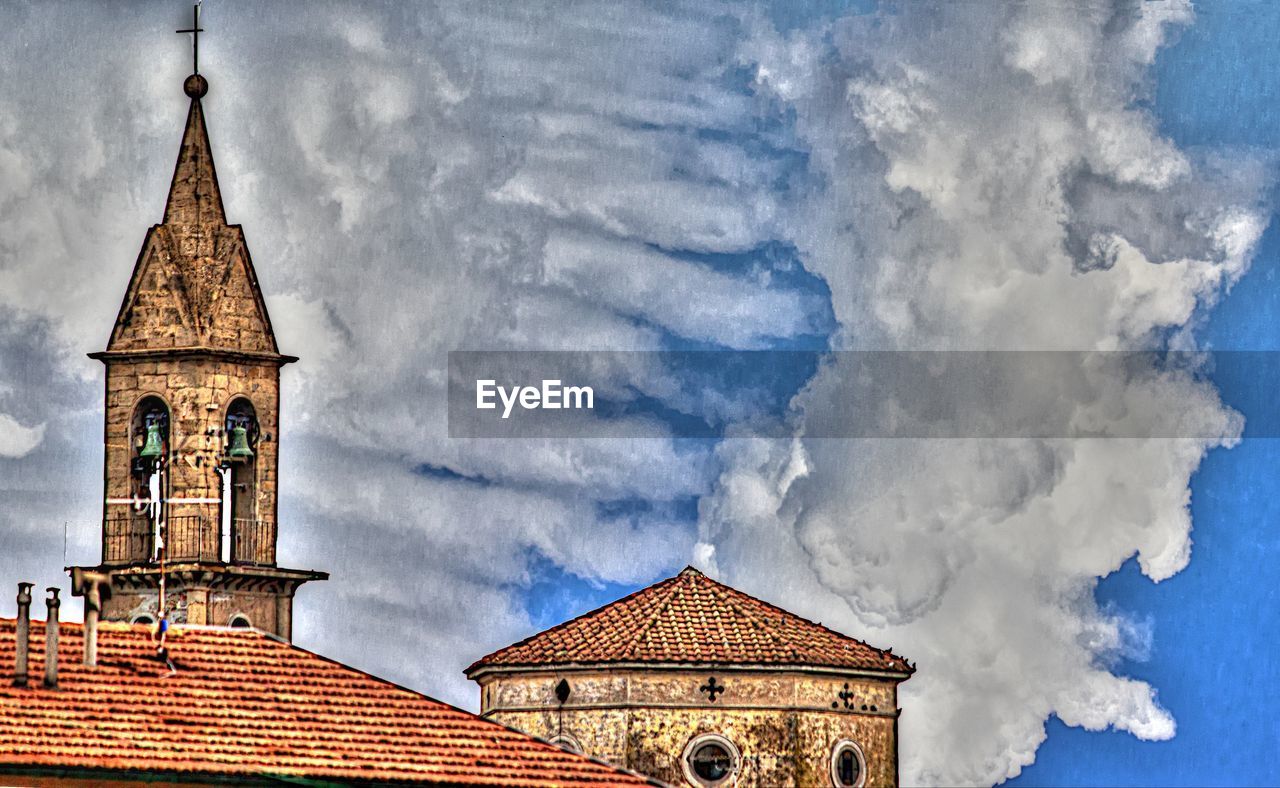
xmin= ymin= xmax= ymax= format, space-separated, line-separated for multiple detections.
xmin=0 ymin=618 xmax=654 ymax=786
xmin=467 ymin=566 xmax=914 ymax=676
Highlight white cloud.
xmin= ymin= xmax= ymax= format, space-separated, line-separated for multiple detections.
xmin=0 ymin=414 xmax=44 ymax=458
xmin=694 ymin=3 xmax=1271 ymax=784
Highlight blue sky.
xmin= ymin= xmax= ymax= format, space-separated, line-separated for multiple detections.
xmin=1012 ymin=6 xmax=1280 ymax=784
xmin=1 ymin=2 xmax=1278 ymax=785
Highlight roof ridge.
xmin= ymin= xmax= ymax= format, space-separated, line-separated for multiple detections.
xmin=618 ymin=572 xmax=689 ymax=659
xmin=693 ymin=572 xmax=908 ymax=667
xmin=464 ymin=570 xmax=685 ymax=674
xmin=698 ymin=573 xmax=802 ymax=657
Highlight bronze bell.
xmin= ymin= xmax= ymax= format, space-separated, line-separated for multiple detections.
xmin=227 ymin=425 xmax=254 ymax=460
xmin=138 ymin=422 xmax=164 ymax=459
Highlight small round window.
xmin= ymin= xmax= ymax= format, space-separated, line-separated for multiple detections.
xmin=830 ymin=740 xmax=866 ymax=788
xmin=681 ymin=734 xmax=740 ymax=787
xmin=229 ymin=615 xmax=252 ymax=628
xmin=548 ymin=733 xmax=583 ymax=754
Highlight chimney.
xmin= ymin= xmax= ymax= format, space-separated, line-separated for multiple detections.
xmin=43 ymin=587 xmax=60 ymax=689
xmin=13 ymin=582 xmax=32 ymax=687
xmin=71 ymin=568 xmax=112 ymax=668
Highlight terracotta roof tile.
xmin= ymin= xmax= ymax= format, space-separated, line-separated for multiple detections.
xmin=0 ymin=619 xmax=653 ymax=786
xmin=467 ymin=567 xmax=913 ymax=675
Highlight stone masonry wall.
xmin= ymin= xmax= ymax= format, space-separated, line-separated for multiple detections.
xmin=479 ymin=668 xmax=902 ymax=787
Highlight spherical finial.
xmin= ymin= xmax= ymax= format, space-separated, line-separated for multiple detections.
xmin=184 ymin=74 xmax=208 ymax=99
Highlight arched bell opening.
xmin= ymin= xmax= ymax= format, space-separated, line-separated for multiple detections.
xmin=221 ymin=397 xmax=260 ymax=563
xmin=131 ymin=395 xmax=170 ymax=477
xmin=116 ymin=395 xmax=170 ymax=564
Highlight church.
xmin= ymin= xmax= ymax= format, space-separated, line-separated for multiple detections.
xmin=468 ymin=567 xmax=913 ymax=787
xmin=1 ymin=14 xmax=912 ymax=788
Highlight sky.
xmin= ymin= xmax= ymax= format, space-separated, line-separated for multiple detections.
xmin=0 ymin=1 xmax=1277 ymax=786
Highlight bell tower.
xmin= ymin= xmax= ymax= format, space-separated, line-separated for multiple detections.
xmin=72 ymin=30 xmax=326 ymax=640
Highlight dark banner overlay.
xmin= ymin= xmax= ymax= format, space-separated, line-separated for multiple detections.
xmin=448 ymin=351 xmax=1278 ymax=439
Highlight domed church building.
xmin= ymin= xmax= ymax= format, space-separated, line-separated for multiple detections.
xmin=466 ymin=567 xmax=914 ymax=787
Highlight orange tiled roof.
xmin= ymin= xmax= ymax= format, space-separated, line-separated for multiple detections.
xmin=0 ymin=618 xmax=653 ymax=786
xmin=467 ymin=567 xmax=913 ymax=676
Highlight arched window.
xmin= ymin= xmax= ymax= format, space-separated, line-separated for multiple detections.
xmin=222 ymin=398 xmax=259 ymax=563
xmin=548 ymin=733 xmax=583 ymax=754
xmin=229 ymin=614 xmax=252 ymax=628
xmin=681 ymin=734 xmax=741 ymax=787
xmin=131 ymin=614 xmax=155 ymax=626
xmin=830 ymin=740 xmax=866 ymax=788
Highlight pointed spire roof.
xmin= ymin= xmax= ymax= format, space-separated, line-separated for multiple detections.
xmin=164 ymin=74 xmax=225 ymax=226
xmin=465 ymin=567 xmax=914 ymax=676
xmin=95 ymin=73 xmax=289 ymax=361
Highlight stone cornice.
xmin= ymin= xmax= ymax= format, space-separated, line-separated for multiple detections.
xmin=467 ymin=662 xmax=913 ymax=683
xmin=481 ymin=701 xmax=904 ymax=719
xmin=88 ymin=347 xmax=298 ymax=365
xmin=73 ymin=562 xmax=327 ymax=595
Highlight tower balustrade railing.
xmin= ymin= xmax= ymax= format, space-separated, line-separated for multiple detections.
xmin=232 ymin=518 xmax=276 ymax=566
xmin=102 ymin=515 xmax=153 ymax=565
xmin=164 ymin=514 xmax=215 ymax=562
xmin=101 ymin=514 xmax=274 ymax=567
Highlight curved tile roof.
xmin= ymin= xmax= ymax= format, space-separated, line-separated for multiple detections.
xmin=467 ymin=567 xmax=913 ymax=676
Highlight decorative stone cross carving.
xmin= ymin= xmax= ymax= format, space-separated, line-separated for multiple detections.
xmin=700 ymin=676 xmax=725 ymax=702
xmin=837 ymin=682 xmax=857 ymax=710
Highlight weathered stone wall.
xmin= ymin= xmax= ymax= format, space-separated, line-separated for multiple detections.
xmin=101 ymin=583 xmax=283 ymax=631
xmin=102 ymin=588 xmax=178 ymax=624
xmin=109 ymin=227 xmax=275 ymax=355
xmin=478 ymin=667 xmax=901 ymax=787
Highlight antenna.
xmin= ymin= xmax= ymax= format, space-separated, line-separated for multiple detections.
xmin=176 ymin=2 xmax=204 ymax=75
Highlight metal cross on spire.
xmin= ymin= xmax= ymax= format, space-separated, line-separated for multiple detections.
xmin=176 ymin=3 xmax=204 ymax=75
